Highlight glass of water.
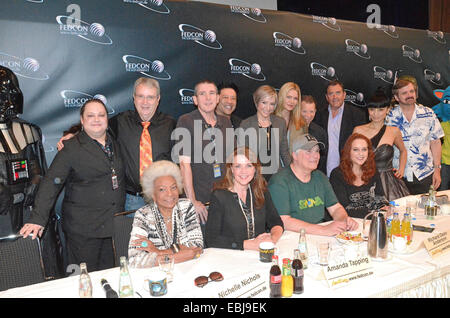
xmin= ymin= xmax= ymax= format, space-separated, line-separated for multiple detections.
xmin=157 ymin=254 xmax=174 ymax=283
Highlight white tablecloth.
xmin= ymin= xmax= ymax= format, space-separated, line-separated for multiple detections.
xmin=1 ymin=192 xmax=450 ymax=298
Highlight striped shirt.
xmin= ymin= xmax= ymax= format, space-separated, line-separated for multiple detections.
xmin=128 ymin=198 xmax=203 ymax=268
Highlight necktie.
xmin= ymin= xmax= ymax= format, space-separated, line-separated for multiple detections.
xmin=140 ymin=122 xmax=153 ymax=177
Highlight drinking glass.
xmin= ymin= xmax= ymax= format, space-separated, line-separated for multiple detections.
xmin=317 ymin=242 xmax=330 ymax=266
xmin=157 ymin=254 xmax=174 ymax=283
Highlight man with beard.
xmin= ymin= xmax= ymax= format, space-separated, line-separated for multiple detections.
xmin=386 ymin=78 xmax=444 ymax=194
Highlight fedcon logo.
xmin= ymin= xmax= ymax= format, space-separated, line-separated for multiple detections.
xmin=0 ymin=52 xmax=49 ymax=80
xmin=124 ymin=0 xmax=170 ymax=14
xmin=345 ymin=39 xmax=370 ymax=59
xmin=427 ymin=30 xmax=446 ymax=44
xmin=312 ymin=15 xmax=341 ymax=31
xmin=60 ymin=90 xmax=115 ymax=114
xmin=229 ymin=58 xmax=266 ymax=81
xmin=122 ymin=55 xmax=171 ymax=80
xmin=402 ymin=45 xmax=422 ymax=63
xmin=310 ymin=62 xmax=338 ymax=81
xmin=345 ymin=89 xmax=366 ymax=107
xmin=230 ymin=6 xmax=267 ymax=23
xmin=424 ymin=69 xmax=443 ymax=85
xmin=178 ymin=24 xmax=222 ymax=50
xmin=179 ymin=88 xmax=194 ymax=105
xmin=374 ymin=24 xmax=399 ymax=38
xmin=56 ymin=15 xmax=113 ymax=45
xmin=373 ymin=66 xmax=394 ymax=83
xmin=273 ymin=32 xmax=306 ymax=55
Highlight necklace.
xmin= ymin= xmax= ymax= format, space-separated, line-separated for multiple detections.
xmin=235 ymin=185 xmax=255 ymax=240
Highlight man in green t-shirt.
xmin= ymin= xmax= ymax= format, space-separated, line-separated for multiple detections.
xmin=268 ymin=134 xmax=358 ymax=236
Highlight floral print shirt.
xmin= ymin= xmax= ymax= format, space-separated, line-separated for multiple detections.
xmin=385 ymin=104 xmax=444 ymax=181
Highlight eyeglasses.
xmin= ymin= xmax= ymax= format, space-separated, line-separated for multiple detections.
xmin=194 ymin=271 xmax=224 ymax=288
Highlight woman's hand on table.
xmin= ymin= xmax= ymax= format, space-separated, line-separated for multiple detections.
xmin=243 ymin=233 xmax=273 ymax=250
xmin=131 ymin=234 xmax=159 ymax=253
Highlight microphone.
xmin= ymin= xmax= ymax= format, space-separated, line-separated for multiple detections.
xmin=101 ymin=279 xmax=118 ymax=298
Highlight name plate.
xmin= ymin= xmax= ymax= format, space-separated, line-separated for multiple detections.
xmin=213 ymin=271 xmax=269 ymax=298
xmin=423 ymin=231 xmax=450 ymax=259
xmin=323 ymin=257 xmax=374 ymax=289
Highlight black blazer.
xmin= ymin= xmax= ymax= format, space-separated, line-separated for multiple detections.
xmin=205 ymin=189 xmax=284 ymax=250
xmin=314 ymin=103 xmax=368 ymax=153
xmin=30 ymin=131 xmax=125 ymax=238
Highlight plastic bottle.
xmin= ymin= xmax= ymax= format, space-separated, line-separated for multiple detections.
xmin=291 ymin=249 xmax=304 ymax=294
xmin=281 ymin=258 xmax=293 ymax=297
xmin=298 ymin=228 xmax=308 ymax=269
xmin=390 ymin=212 xmax=401 ymax=242
xmin=79 ymin=262 xmax=92 ymax=298
xmin=119 ymin=256 xmax=134 ymax=298
xmin=401 ymin=212 xmax=412 ymax=245
xmin=269 ymin=255 xmax=282 ymax=298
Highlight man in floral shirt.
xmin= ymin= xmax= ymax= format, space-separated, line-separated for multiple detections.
xmin=386 ymin=78 xmax=444 ymax=194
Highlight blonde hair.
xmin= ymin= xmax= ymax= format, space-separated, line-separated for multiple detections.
xmin=275 ymin=82 xmax=301 ymax=116
xmin=253 ymin=85 xmax=278 ymax=106
xmin=141 ymin=160 xmax=183 ymax=202
xmin=275 ymin=82 xmax=305 ymax=130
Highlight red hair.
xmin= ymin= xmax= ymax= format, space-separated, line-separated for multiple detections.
xmin=213 ymin=147 xmax=267 ymax=209
xmin=339 ymin=133 xmax=376 ymax=185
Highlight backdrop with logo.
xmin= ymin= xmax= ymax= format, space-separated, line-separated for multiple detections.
xmin=0 ymin=0 xmax=448 ymax=164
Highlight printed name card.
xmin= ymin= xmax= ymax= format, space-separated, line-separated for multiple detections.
xmin=323 ymin=257 xmax=374 ymax=289
xmin=213 ymin=270 xmax=269 ymax=298
xmin=423 ymin=231 xmax=450 ymax=259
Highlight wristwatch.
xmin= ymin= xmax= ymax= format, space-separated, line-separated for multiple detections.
xmin=434 ymin=164 xmax=442 ymax=169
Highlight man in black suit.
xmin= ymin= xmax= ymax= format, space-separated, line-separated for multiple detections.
xmin=313 ymin=80 xmax=368 ymax=177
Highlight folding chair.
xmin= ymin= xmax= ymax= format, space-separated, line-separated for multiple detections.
xmin=112 ymin=211 xmax=135 ymax=267
xmin=0 ymin=234 xmax=46 ymax=291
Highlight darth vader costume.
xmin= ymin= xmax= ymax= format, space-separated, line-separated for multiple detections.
xmin=0 ymin=66 xmax=62 ymax=279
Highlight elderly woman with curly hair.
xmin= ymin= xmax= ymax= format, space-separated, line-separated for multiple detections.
xmin=128 ymin=160 xmax=203 ymax=268
xmin=329 ymin=133 xmax=388 ymax=219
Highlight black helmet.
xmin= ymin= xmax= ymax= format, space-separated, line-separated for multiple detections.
xmin=0 ymin=66 xmax=24 ymax=122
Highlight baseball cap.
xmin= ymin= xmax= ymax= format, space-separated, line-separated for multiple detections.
xmin=291 ymin=134 xmax=325 ymax=153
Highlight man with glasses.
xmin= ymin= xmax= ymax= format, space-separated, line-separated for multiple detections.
xmin=268 ymin=134 xmax=358 ymax=236
xmin=174 ymin=80 xmax=233 ymax=224
xmin=58 ymin=77 xmax=176 ymax=212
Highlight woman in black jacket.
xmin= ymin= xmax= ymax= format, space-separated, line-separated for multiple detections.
xmin=205 ymin=147 xmax=283 ymax=250
xmin=20 ymin=99 xmax=125 ymax=272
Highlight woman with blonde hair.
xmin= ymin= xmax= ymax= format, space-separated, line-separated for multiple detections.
xmin=205 ymin=147 xmax=283 ymax=250
xmin=275 ymin=82 xmax=308 ymax=155
xmin=239 ymin=85 xmax=290 ymax=180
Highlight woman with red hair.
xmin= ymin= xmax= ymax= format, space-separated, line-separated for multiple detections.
xmin=329 ymin=133 xmax=388 ymax=218
xmin=205 ymin=146 xmax=284 ymax=250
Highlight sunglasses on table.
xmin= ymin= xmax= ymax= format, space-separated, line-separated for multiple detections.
xmin=194 ymin=271 xmax=224 ymax=288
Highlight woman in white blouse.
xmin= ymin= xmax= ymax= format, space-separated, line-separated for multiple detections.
xmin=128 ymin=160 xmax=203 ymax=268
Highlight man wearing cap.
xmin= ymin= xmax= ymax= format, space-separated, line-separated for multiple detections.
xmin=268 ymin=134 xmax=358 ymax=236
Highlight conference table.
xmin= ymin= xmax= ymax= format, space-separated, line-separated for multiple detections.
xmin=1 ymin=192 xmax=449 ymax=299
